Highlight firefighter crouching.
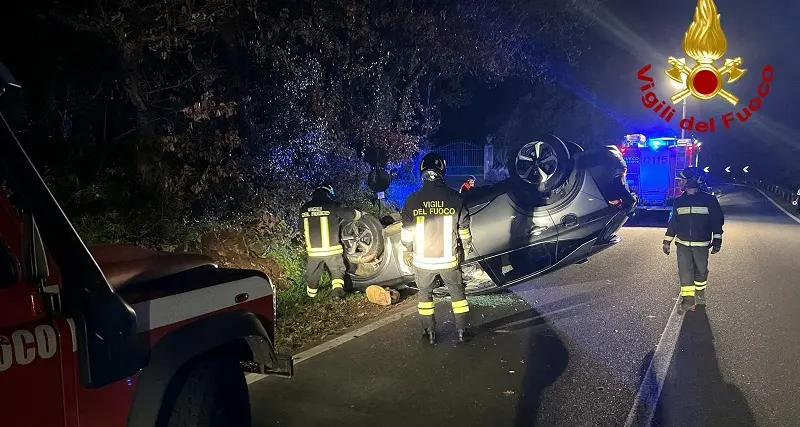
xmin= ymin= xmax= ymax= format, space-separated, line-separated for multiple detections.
xmin=299 ymin=184 xmax=363 ymax=300
xmin=401 ymin=152 xmax=473 ymax=344
xmin=662 ymin=167 xmax=725 ymax=313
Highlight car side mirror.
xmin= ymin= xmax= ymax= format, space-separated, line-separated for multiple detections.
xmin=21 ymin=211 xmax=49 ymax=284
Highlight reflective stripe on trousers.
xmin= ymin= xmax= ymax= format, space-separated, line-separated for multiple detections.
xmin=452 ymin=299 xmax=469 ymax=314
xmin=418 ymin=301 xmax=435 ymax=316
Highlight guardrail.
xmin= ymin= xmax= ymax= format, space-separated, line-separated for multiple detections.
xmin=734 ymin=178 xmax=798 ymax=203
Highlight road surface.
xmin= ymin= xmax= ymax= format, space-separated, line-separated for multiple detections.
xmin=250 ymin=185 xmax=800 ymax=427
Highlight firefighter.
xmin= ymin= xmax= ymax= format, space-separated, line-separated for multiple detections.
xmin=662 ymin=167 xmax=725 ymax=313
xmin=402 ymin=153 xmax=473 ymax=344
xmin=299 ymin=184 xmax=363 ymax=300
xmin=459 ymin=175 xmax=476 ymax=194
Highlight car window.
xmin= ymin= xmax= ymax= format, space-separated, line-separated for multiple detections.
xmin=0 ymin=240 xmax=17 ymax=289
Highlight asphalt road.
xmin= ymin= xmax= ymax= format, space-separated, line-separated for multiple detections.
xmin=250 ymin=185 xmax=800 ymax=427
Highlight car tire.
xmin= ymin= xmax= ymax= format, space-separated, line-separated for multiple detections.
xmin=508 ymin=134 xmax=573 ymax=193
xmin=161 ymin=356 xmax=250 ymax=427
xmin=341 ymin=214 xmax=384 ymax=264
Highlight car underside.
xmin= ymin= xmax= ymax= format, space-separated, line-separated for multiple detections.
xmin=342 ymin=135 xmax=637 ymax=296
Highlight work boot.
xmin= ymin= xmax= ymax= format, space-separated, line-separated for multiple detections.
xmin=677 ymin=296 xmax=695 ymax=314
xmin=694 ymin=290 xmax=706 ymax=306
xmin=422 ymin=328 xmax=436 ymax=345
xmin=331 ymin=287 xmax=345 ymax=300
xmin=457 ymin=328 xmax=474 ymax=343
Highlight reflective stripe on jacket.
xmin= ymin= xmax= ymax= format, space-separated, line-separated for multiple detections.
xmin=299 ymin=197 xmax=361 ymax=257
xmin=664 ymin=190 xmax=724 ymax=246
xmin=401 ymin=181 xmax=472 ymax=271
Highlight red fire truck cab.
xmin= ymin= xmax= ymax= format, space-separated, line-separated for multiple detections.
xmin=0 ymin=63 xmax=292 ymax=427
xmin=618 ymin=134 xmax=700 ymax=211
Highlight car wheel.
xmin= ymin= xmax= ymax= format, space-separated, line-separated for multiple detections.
xmin=161 ymin=356 xmax=250 ymax=427
xmin=341 ymin=214 xmax=384 ymax=264
xmin=509 ymin=134 xmax=573 ymax=193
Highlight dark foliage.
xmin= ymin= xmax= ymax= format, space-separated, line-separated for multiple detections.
xmin=1 ymin=0 xmax=594 ymax=251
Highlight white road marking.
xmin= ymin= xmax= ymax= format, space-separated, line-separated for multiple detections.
xmin=624 ymin=298 xmax=684 ymax=427
xmin=246 ymin=304 xmax=418 ymax=385
xmin=754 ymin=188 xmax=800 ymax=224
xmin=730 ymin=183 xmax=800 ymax=224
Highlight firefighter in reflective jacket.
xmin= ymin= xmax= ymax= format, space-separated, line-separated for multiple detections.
xmin=662 ymin=167 xmax=724 ymax=313
xmin=401 ymin=152 xmax=473 ymax=344
xmin=299 ymin=184 xmax=363 ymax=300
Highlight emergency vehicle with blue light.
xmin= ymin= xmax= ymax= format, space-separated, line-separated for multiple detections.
xmin=618 ymin=134 xmax=700 ymax=211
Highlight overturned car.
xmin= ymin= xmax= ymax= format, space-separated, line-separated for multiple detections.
xmin=341 ymin=135 xmax=637 ymax=296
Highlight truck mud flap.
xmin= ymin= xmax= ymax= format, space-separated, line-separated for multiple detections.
xmin=262 ymin=353 xmax=294 ymax=378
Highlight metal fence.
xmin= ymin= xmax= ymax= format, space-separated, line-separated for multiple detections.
xmin=438 ymin=142 xmax=485 ymax=179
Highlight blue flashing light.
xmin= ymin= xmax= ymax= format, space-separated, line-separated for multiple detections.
xmin=649 ymin=139 xmax=662 ymax=150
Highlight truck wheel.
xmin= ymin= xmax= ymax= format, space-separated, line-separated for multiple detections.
xmin=162 ymin=356 xmax=251 ymax=427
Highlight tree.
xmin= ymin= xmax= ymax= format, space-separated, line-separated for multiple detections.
xmin=4 ymin=0 xmax=597 ymax=245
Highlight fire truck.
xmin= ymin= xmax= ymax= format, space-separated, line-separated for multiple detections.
xmin=1 ymin=62 xmax=292 ymax=427
xmin=618 ymin=134 xmax=700 ymax=211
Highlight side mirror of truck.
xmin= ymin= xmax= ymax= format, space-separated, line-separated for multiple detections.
xmin=21 ymin=211 xmax=50 ymax=284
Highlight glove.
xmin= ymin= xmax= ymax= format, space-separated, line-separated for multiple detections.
xmin=711 ymin=238 xmax=722 ymax=254
xmin=662 ymin=241 xmax=671 ymax=255
xmin=403 ymin=251 xmax=414 ymax=267
xmin=462 ymin=238 xmax=474 ymax=254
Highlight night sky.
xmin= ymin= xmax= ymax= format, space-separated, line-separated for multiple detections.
xmin=439 ymin=0 xmax=799 ymax=183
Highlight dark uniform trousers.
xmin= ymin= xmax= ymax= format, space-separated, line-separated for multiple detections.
xmin=676 ymin=244 xmax=709 ymax=298
xmin=305 ymin=255 xmax=346 ymax=298
xmin=415 ymin=267 xmax=469 ymax=330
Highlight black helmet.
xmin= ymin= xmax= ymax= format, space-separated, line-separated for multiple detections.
xmin=314 ymin=183 xmax=335 ymax=198
xmin=678 ymin=167 xmax=703 ymax=188
xmin=420 ymin=152 xmax=446 ymax=181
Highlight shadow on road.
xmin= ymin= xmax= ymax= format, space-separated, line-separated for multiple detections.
xmin=472 ymin=290 xmax=572 ymax=427
xmin=251 ymin=290 xmax=575 ymax=427
xmin=652 ymin=307 xmax=756 ymax=427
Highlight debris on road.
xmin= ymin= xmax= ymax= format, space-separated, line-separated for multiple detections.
xmin=468 ymin=294 xmax=519 ymax=308
xmin=503 ymin=390 xmax=515 ymax=396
